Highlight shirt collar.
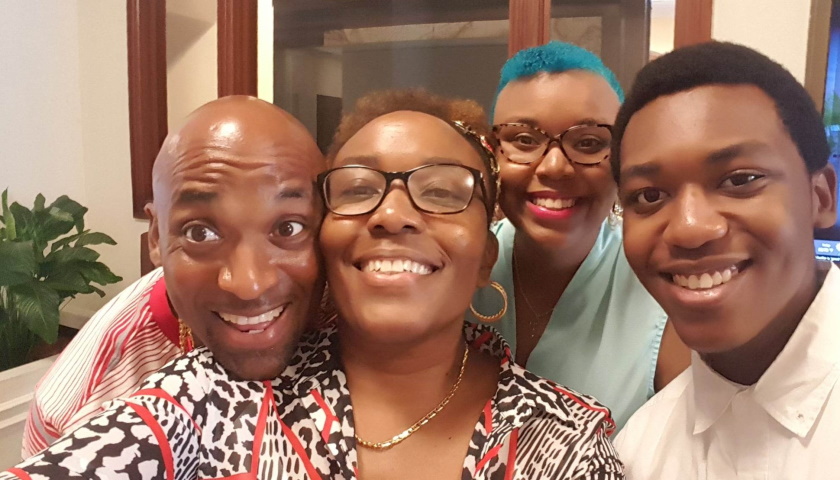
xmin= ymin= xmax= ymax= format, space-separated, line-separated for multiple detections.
xmin=148 ymin=269 xmax=179 ymax=346
xmin=692 ymin=263 xmax=840 ymax=437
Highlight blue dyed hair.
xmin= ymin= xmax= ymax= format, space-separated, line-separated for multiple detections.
xmin=492 ymin=41 xmax=624 ymax=116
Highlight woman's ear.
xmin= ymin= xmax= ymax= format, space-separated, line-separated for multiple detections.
xmin=477 ymin=232 xmax=499 ymax=288
xmin=812 ymin=165 xmax=838 ymax=229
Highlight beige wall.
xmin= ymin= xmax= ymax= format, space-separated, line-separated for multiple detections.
xmin=166 ymin=0 xmax=218 ymax=131
xmin=0 ymin=0 xmax=147 ymax=323
xmin=713 ymin=0 xmax=813 ymax=83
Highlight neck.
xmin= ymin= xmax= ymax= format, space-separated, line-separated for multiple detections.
xmin=338 ymin=321 xmax=466 ymax=394
xmin=513 ymin=229 xmax=596 ymax=283
xmin=701 ymin=264 xmax=826 ymax=385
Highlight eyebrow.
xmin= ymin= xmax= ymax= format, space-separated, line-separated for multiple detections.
xmin=175 ymin=189 xmax=217 ymax=205
xmin=620 ymin=141 xmax=768 ymax=181
xmin=275 ymin=185 xmax=311 ymax=200
xmin=337 ymin=155 xmax=466 ymax=168
xmin=503 ymin=117 xmax=608 ymax=128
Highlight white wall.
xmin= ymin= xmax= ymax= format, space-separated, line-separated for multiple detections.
xmin=0 ymin=1 xmax=86 ymax=206
xmin=713 ymin=0 xmax=813 ymax=82
xmin=258 ymin=0 xmax=275 ymax=102
xmin=0 ymin=1 xmax=147 ymax=322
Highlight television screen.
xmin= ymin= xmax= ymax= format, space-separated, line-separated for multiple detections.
xmin=818 ymin=0 xmax=840 ymax=263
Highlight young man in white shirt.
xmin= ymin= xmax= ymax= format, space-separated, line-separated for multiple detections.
xmin=610 ymin=42 xmax=839 ymax=479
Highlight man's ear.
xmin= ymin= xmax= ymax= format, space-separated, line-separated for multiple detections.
xmin=812 ymin=165 xmax=838 ymax=229
xmin=145 ymin=203 xmax=162 ymax=267
xmin=477 ymin=231 xmax=499 ymax=288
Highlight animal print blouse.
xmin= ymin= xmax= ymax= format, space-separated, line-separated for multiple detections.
xmin=3 ymin=323 xmax=623 ymax=479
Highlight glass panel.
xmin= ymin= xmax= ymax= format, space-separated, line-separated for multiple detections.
xmin=274 ymin=0 xmax=510 ymax=150
xmin=550 ymin=0 xmax=650 ymax=90
xmin=650 ymin=0 xmax=675 ymax=59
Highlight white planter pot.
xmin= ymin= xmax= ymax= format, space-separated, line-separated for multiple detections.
xmin=0 ymin=355 xmax=56 ymax=469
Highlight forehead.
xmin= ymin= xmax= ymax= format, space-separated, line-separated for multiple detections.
xmin=620 ymin=84 xmax=798 ymax=171
xmin=334 ymin=111 xmax=483 ymax=170
xmin=493 ymin=71 xmax=620 ymax=126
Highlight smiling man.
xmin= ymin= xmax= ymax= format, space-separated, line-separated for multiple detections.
xmin=22 ymin=95 xmax=325 ymax=458
xmin=611 ymin=43 xmax=839 ymax=478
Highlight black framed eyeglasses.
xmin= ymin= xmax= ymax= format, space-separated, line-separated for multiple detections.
xmin=317 ymin=164 xmax=489 ymax=216
xmin=492 ymin=122 xmax=613 ymax=165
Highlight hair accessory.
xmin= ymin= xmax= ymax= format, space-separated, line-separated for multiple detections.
xmin=451 ymin=120 xmax=502 ymax=210
xmin=178 ymin=320 xmax=194 ymax=353
xmin=355 ymin=343 xmax=469 ymax=450
xmin=469 ymin=281 xmax=508 ymax=323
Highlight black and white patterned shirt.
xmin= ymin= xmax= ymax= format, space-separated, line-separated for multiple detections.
xmin=4 ymin=323 xmax=623 ymax=479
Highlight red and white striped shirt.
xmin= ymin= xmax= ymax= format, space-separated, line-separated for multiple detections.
xmin=21 ymin=267 xmax=182 ymax=459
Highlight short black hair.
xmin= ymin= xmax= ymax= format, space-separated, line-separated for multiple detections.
xmin=611 ymin=41 xmax=829 ymax=182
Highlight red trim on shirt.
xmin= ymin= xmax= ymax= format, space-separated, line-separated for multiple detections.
xmin=6 ymin=468 xmax=32 ymax=480
xmin=483 ymin=400 xmax=493 ymax=434
xmin=131 ymin=388 xmax=202 ymax=434
xmin=475 ymin=444 xmax=504 ymax=472
xmin=553 ymin=386 xmax=616 ymax=435
xmin=149 ymin=276 xmax=179 ymax=346
xmin=471 ymin=331 xmax=493 ymax=349
xmin=310 ymin=389 xmax=338 ymax=443
xmin=504 ymin=428 xmax=518 ymax=480
xmin=126 ymin=401 xmax=173 ymax=480
xmin=279 ymin=419 xmax=323 ymax=480
xmin=251 ymin=382 xmax=274 ymax=473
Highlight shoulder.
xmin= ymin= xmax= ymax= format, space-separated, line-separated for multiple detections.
xmin=507 ymin=360 xmax=617 ymax=437
xmin=613 ymin=368 xmax=692 ymax=457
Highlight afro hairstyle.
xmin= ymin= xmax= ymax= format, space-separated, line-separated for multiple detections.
xmin=611 ymin=41 xmax=829 ymax=182
xmin=492 ymin=41 xmax=624 ymax=117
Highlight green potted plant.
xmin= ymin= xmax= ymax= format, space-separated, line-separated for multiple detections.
xmin=0 ymin=190 xmax=122 ymax=371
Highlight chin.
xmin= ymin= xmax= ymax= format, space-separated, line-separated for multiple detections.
xmin=215 ymin=346 xmax=296 ymax=381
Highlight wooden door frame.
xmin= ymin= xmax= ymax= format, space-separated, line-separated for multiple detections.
xmin=128 ymin=0 xmax=257 ymax=273
xmin=674 ymin=0 xmax=713 ymax=48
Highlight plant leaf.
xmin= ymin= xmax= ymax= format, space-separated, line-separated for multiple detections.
xmin=49 ymin=196 xmax=87 ymax=233
xmin=1 ymin=190 xmax=14 ymax=241
xmin=44 ymin=246 xmax=100 ymax=266
xmin=79 ymin=262 xmax=122 ymax=286
xmin=74 ymin=232 xmax=117 ymax=247
xmin=7 ymin=282 xmax=60 ymax=344
xmin=0 ymin=242 xmax=37 ymax=286
xmin=34 ymin=194 xmax=45 ymax=211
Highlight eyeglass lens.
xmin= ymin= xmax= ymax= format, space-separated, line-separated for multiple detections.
xmin=495 ymin=124 xmax=611 ymax=165
xmin=323 ymin=165 xmax=477 ymax=215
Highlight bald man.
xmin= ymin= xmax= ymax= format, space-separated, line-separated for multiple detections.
xmin=23 ymin=96 xmax=325 ymax=457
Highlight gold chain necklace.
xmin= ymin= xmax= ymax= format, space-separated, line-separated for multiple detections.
xmin=512 ymin=245 xmax=555 ymax=339
xmin=354 ymin=345 xmax=470 ymax=450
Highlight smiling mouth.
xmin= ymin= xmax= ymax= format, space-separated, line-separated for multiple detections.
xmin=667 ymin=263 xmax=748 ymax=291
xmin=355 ymin=258 xmax=438 ymax=275
xmin=217 ymin=304 xmax=286 ymax=334
xmin=529 ymin=197 xmax=577 ymax=211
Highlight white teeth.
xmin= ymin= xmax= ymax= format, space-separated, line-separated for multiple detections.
xmin=246 ymin=329 xmax=265 ymax=335
xmin=361 ymin=258 xmax=433 ymax=275
xmin=218 ymin=304 xmax=285 ymax=326
xmin=532 ymin=197 xmax=576 ymax=210
xmin=673 ymin=266 xmax=739 ymax=290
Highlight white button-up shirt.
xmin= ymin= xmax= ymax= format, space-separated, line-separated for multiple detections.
xmin=615 ymin=263 xmax=840 ymax=480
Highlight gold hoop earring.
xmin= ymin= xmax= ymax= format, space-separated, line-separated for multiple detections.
xmin=469 ymin=281 xmax=508 ymax=322
xmin=179 ymin=320 xmax=194 ymax=353
xmin=608 ymin=199 xmax=623 ymax=228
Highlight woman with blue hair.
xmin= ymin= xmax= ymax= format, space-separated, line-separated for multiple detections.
xmin=469 ymin=41 xmax=689 ymax=429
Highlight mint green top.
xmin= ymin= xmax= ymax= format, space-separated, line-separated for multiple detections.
xmin=470 ymin=219 xmax=668 ymax=430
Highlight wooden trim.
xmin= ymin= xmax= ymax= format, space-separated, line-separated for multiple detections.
xmin=218 ymin=0 xmax=259 ymax=96
xmin=674 ymin=0 xmax=712 ymax=48
xmin=127 ymin=0 xmax=168 ymax=219
xmin=509 ymin=0 xmax=550 ymax=57
xmin=805 ymin=0 xmax=832 ymax=110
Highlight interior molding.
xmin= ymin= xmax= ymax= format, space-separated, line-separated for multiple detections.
xmin=218 ymin=0 xmax=259 ymax=97
xmin=508 ymin=0 xmax=550 ymax=57
xmin=805 ymin=0 xmax=832 ymax=110
xmin=673 ymin=0 xmax=712 ymax=48
xmin=127 ymin=0 xmax=168 ymax=219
